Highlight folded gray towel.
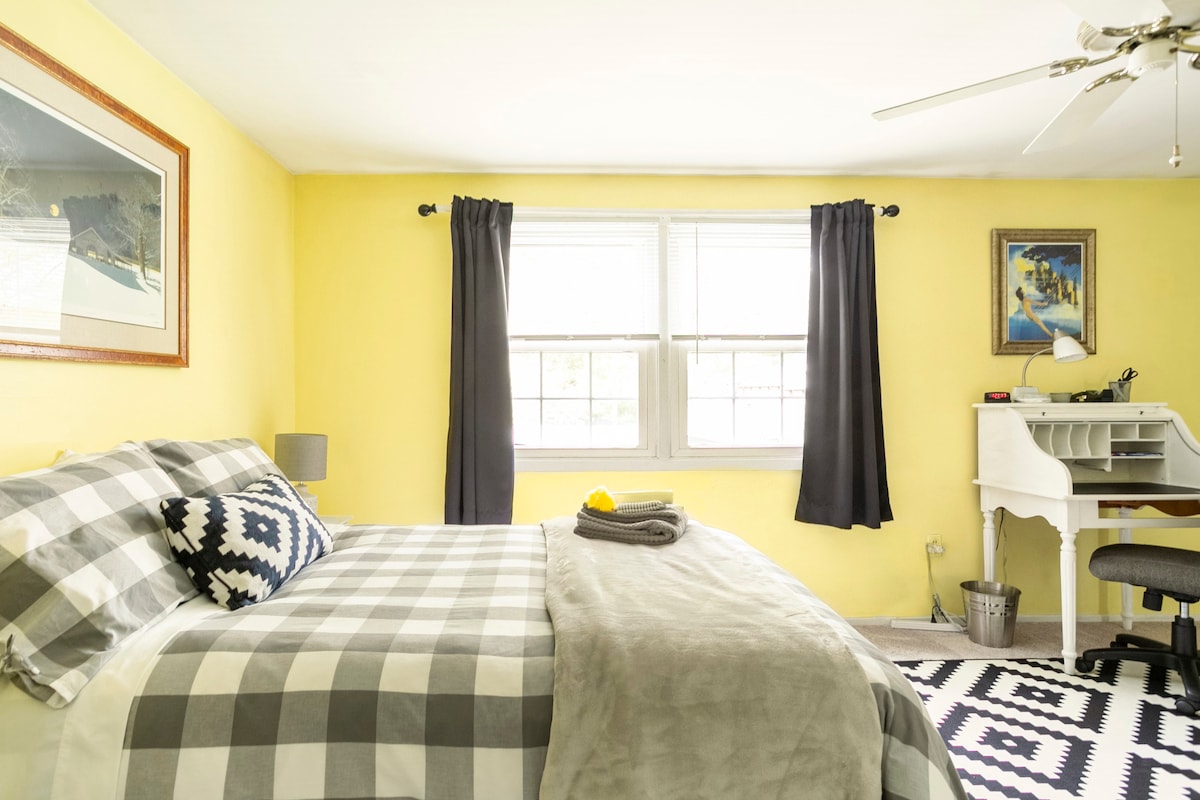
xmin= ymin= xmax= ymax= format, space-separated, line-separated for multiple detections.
xmin=574 ymin=501 xmax=688 ymax=545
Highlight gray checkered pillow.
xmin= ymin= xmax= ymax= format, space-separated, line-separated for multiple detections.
xmin=159 ymin=474 xmax=332 ymax=609
xmin=0 ymin=444 xmax=197 ymax=707
xmin=139 ymin=438 xmax=277 ymax=496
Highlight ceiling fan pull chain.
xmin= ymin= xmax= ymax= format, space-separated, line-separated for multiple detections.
xmin=1170 ymin=51 xmax=1182 ymax=169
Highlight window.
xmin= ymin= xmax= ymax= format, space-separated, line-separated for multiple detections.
xmin=508 ymin=210 xmax=809 ymax=470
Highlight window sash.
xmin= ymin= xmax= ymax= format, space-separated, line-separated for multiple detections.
xmin=671 ymin=339 xmax=806 ymax=460
xmin=510 ymin=338 xmax=656 ymax=459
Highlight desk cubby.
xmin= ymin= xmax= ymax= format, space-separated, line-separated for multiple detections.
xmin=1027 ymin=419 xmax=1166 ymax=476
xmin=976 ymin=402 xmax=1200 ymax=492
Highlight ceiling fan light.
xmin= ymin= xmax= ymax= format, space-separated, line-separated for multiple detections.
xmin=1128 ymin=38 xmax=1175 ymax=76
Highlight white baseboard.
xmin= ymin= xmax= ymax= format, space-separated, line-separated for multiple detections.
xmin=1015 ymin=613 xmax=1174 ymax=623
xmin=847 ymin=613 xmax=1176 ymax=627
xmin=890 ymin=619 xmax=963 ymax=632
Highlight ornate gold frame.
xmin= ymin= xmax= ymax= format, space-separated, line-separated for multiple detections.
xmin=992 ymin=228 xmax=1095 ymax=356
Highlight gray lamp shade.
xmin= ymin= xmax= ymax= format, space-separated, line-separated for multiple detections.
xmin=273 ymin=433 xmax=327 ymax=482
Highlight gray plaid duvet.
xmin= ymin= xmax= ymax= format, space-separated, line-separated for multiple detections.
xmin=119 ymin=522 xmax=962 ymax=800
xmin=120 ymin=525 xmax=554 ymax=800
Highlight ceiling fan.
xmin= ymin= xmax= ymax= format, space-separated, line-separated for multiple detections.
xmin=873 ymin=0 xmax=1200 ymax=165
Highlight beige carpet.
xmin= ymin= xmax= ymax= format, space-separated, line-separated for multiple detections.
xmin=852 ymin=619 xmax=1173 ymax=661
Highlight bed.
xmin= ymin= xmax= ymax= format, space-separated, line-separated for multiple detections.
xmin=0 ymin=438 xmax=966 ymax=799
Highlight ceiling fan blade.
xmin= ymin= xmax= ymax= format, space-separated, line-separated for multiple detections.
xmin=1022 ymin=75 xmax=1133 ymax=153
xmin=1163 ymin=0 xmax=1200 ymax=24
xmin=1060 ymin=0 xmax=1200 ymax=27
xmin=1058 ymin=0 xmax=1172 ymax=27
xmin=872 ymin=64 xmax=1056 ymax=121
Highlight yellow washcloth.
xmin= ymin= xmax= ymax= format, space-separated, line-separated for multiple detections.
xmin=584 ymin=486 xmax=616 ymax=512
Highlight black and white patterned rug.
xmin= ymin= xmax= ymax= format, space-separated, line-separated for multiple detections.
xmin=895 ymin=658 xmax=1200 ymax=799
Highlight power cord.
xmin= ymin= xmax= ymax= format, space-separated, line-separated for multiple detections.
xmin=926 ymin=545 xmax=966 ymax=631
xmin=999 ymin=509 xmax=1009 ymax=583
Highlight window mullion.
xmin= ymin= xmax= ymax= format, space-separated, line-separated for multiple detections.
xmin=656 ymin=217 xmax=672 ymax=463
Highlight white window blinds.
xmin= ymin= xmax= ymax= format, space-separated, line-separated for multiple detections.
xmin=667 ymin=221 xmax=809 ymax=337
xmin=507 ymin=220 xmax=659 ymax=338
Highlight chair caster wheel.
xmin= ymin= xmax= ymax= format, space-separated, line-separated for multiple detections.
xmin=1175 ymin=698 xmax=1199 ymax=716
xmin=1075 ymin=658 xmax=1095 ymax=673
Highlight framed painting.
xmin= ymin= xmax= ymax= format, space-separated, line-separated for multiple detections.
xmin=991 ymin=228 xmax=1095 ymax=356
xmin=0 ymin=24 xmax=188 ymax=366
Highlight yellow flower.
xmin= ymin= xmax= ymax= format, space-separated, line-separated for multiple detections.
xmin=585 ymin=486 xmax=616 ymax=512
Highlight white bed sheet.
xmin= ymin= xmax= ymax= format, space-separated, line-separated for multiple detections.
xmin=0 ymin=596 xmax=221 ymax=800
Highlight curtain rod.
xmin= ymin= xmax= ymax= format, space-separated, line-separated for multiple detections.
xmin=417 ymin=202 xmax=900 ymax=217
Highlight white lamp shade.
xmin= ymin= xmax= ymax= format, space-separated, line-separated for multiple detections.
xmin=1051 ymin=332 xmax=1087 ymax=363
xmin=273 ymin=433 xmax=327 ymax=482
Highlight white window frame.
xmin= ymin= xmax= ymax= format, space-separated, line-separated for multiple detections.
xmin=668 ymin=338 xmax=807 ymax=470
xmin=510 ymin=337 xmax=658 ymax=462
xmin=511 ymin=208 xmax=808 ymax=473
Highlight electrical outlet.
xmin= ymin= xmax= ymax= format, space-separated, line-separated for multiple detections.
xmin=925 ymin=534 xmax=945 ymax=556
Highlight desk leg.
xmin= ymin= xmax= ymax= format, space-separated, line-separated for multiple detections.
xmin=1060 ymin=529 xmax=1078 ymax=674
xmin=1119 ymin=508 xmax=1133 ymax=631
xmin=982 ymin=509 xmax=996 ymax=582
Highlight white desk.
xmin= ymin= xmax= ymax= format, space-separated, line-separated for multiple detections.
xmin=974 ymin=402 xmax=1200 ymax=673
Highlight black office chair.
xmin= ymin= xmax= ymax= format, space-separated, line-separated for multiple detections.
xmin=1075 ymin=543 xmax=1200 ymax=715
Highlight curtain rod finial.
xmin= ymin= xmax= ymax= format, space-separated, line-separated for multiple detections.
xmin=418 ymin=203 xmax=437 ymax=217
xmin=879 ymin=204 xmax=900 ymax=217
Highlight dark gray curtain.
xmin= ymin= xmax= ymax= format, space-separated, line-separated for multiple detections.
xmin=445 ymin=196 xmax=515 ymax=524
xmin=794 ymin=199 xmax=893 ymax=529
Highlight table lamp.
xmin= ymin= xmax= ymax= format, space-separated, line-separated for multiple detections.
xmin=274 ymin=433 xmax=327 ymax=511
xmin=1011 ymin=329 xmax=1088 ymax=402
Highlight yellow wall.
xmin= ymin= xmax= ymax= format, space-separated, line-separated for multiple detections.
xmin=0 ymin=0 xmax=297 ymax=474
xmin=7 ymin=0 xmax=1200 ymax=623
xmin=296 ymin=173 xmax=1200 ymax=619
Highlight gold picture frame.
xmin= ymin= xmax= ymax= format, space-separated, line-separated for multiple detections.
xmin=992 ymin=228 xmax=1095 ymax=356
xmin=0 ymin=24 xmax=188 ymax=366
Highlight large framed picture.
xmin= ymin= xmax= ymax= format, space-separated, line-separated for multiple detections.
xmin=991 ymin=228 xmax=1095 ymax=356
xmin=0 ymin=24 xmax=188 ymax=366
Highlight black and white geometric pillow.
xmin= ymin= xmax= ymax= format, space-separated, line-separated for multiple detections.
xmin=159 ymin=474 xmax=332 ymax=609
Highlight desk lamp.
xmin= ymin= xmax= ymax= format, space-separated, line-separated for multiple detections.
xmin=274 ymin=433 xmax=327 ymax=511
xmin=1012 ymin=329 xmax=1088 ymax=402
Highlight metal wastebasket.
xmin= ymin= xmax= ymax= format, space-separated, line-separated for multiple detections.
xmin=960 ymin=580 xmax=1021 ymax=648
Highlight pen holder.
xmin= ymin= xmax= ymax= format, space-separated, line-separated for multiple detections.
xmin=1109 ymin=380 xmax=1131 ymax=402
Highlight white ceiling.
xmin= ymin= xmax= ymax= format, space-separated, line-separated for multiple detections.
xmin=86 ymin=0 xmax=1200 ymax=179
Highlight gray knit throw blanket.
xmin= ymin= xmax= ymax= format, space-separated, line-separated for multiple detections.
xmin=574 ymin=501 xmax=688 ymax=545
